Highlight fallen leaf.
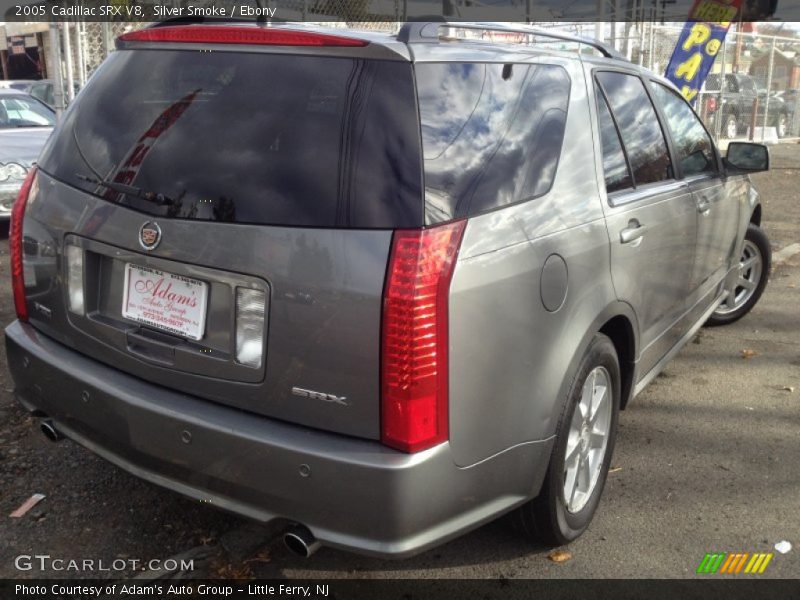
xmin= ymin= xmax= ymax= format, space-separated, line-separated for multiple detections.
xmin=244 ymin=549 xmax=272 ymax=565
xmin=547 ymin=549 xmax=573 ymax=563
xmin=741 ymin=349 xmax=758 ymax=359
xmin=9 ymin=493 xmax=46 ymax=518
xmin=214 ymin=562 xmax=253 ymax=580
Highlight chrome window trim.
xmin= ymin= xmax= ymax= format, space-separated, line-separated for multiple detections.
xmin=607 ymin=179 xmax=689 ymax=208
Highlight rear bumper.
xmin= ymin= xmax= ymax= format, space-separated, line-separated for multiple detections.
xmin=4 ymin=321 xmax=553 ymax=558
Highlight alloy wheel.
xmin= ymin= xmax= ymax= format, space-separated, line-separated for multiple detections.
xmin=714 ymin=240 xmax=763 ymax=316
xmin=563 ymin=366 xmax=613 ymax=513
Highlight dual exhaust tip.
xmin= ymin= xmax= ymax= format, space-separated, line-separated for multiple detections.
xmin=283 ymin=524 xmax=321 ymax=558
xmin=39 ymin=417 xmax=321 ymax=558
xmin=40 ymin=419 xmax=64 ymax=443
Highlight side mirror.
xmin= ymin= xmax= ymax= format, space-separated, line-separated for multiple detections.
xmin=724 ymin=142 xmax=769 ymax=173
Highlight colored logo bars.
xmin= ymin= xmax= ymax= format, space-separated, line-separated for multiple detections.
xmin=697 ymin=552 xmax=774 ymax=574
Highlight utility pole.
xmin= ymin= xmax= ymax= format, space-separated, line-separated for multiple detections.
xmin=595 ymin=0 xmax=605 ymax=42
xmin=76 ymin=22 xmax=86 ymax=87
xmin=62 ymin=22 xmax=75 ymax=103
xmin=48 ymin=23 xmax=66 ymax=118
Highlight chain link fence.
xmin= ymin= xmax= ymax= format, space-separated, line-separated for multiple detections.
xmin=571 ymin=22 xmax=800 ymax=143
xmin=42 ymin=18 xmax=800 ymax=144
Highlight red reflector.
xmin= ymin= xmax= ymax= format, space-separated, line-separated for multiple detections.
xmin=381 ymin=221 xmax=467 ymax=453
xmin=118 ymin=25 xmax=368 ymax=47
xmin=10 ymin=167 xmax=37 ymax=323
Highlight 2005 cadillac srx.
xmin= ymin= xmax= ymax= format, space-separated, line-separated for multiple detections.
xmin=5 ymin=21 xmax=771 ymax=557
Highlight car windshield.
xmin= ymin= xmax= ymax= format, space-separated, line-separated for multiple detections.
xmin=0 ymin=95 xmax=56 ymax=128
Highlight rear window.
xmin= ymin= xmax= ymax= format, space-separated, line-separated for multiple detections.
xmin=416 ymin=62 xmax=570 ymax=223
xmin=38 ymin=50 xmax=423 ymax=228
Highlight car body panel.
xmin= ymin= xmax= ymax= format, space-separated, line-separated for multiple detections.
xmin=448 ymin=57 xmax=614 ymax=466
xmin=603 ymin=183 xmax=698 ymax=376
xmin=23 ymin=171 xmax=392 ymax=440
xmin=6 ymin=320 xmax=553 ymax=558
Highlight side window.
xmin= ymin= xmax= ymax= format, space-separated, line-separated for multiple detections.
xmin=651 ymin=82 xmax=718 ymax=177
xmin=595 ymin=71 xmax=672 ymax=186
xmin=416 ymin=63 xmax=571 ymax=222
xmin=31 ymin=84 xmax=46 ymax=103
xmin=594 ymin=86 xmax=633 ymax=193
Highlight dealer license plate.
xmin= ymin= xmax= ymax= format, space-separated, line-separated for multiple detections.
xmin=122 ymin=264 xmax=208 ymax=341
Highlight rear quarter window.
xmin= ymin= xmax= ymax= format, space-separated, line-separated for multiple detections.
xmin=416 ymin=62 xmax=570 ymax=223
xmin=37 ymin=50 xmax=423 ymax=229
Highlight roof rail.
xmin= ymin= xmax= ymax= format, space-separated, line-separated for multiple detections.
xmin=397 ymin=21 xmax=626 ymax=60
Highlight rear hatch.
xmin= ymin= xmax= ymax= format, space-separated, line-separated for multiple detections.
xmin=27 ymin=29 xmax=422 ymax=440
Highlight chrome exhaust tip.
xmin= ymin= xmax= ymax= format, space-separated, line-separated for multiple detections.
xmin=40 ymin=420 xmax=64 ymax=442
xmin=283 ymin=524 xmax=321 ymax=558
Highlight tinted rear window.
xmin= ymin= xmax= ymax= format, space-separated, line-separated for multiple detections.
xmin=416 ymin=62 xmax=570 ymax=223
xmin=38 ymin=50 xmax=422 ymax=228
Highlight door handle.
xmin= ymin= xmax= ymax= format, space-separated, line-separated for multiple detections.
xmin=620 ymin=220 xmax=647 ymax=245
xmin=697 ymin=197 xmax=712 ymax=215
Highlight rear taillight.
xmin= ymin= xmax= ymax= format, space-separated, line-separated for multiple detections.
xmin=118 ymin=26 xmax=368 ymax=47
xmin=381 ymin=220 xmax=466 ymax=453
xmin=9 ymin=167 xmax=37 ymax=322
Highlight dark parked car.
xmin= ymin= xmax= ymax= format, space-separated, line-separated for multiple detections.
xmin=5 ymin=21 xmax=771 ymax=558
xmin=0 ymin=89 xmax=55 ymax=219
xmin=703 ymin=73 xmax=789 ymax=138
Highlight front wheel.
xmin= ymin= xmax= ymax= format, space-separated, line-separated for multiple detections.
xmin=515 ymin=334 xmax=620 ymax=546
xmin=707 ymin=223 xmax=771 ymax=326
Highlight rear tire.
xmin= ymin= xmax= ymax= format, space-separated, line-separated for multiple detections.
xmin=515 ymin=333 xmax=620 ymax=546
xmin=707 ymin=223 xmax=771 ymax=326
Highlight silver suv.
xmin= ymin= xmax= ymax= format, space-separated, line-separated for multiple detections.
xmin=5 ymin=21 xmax=771 ymax=558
